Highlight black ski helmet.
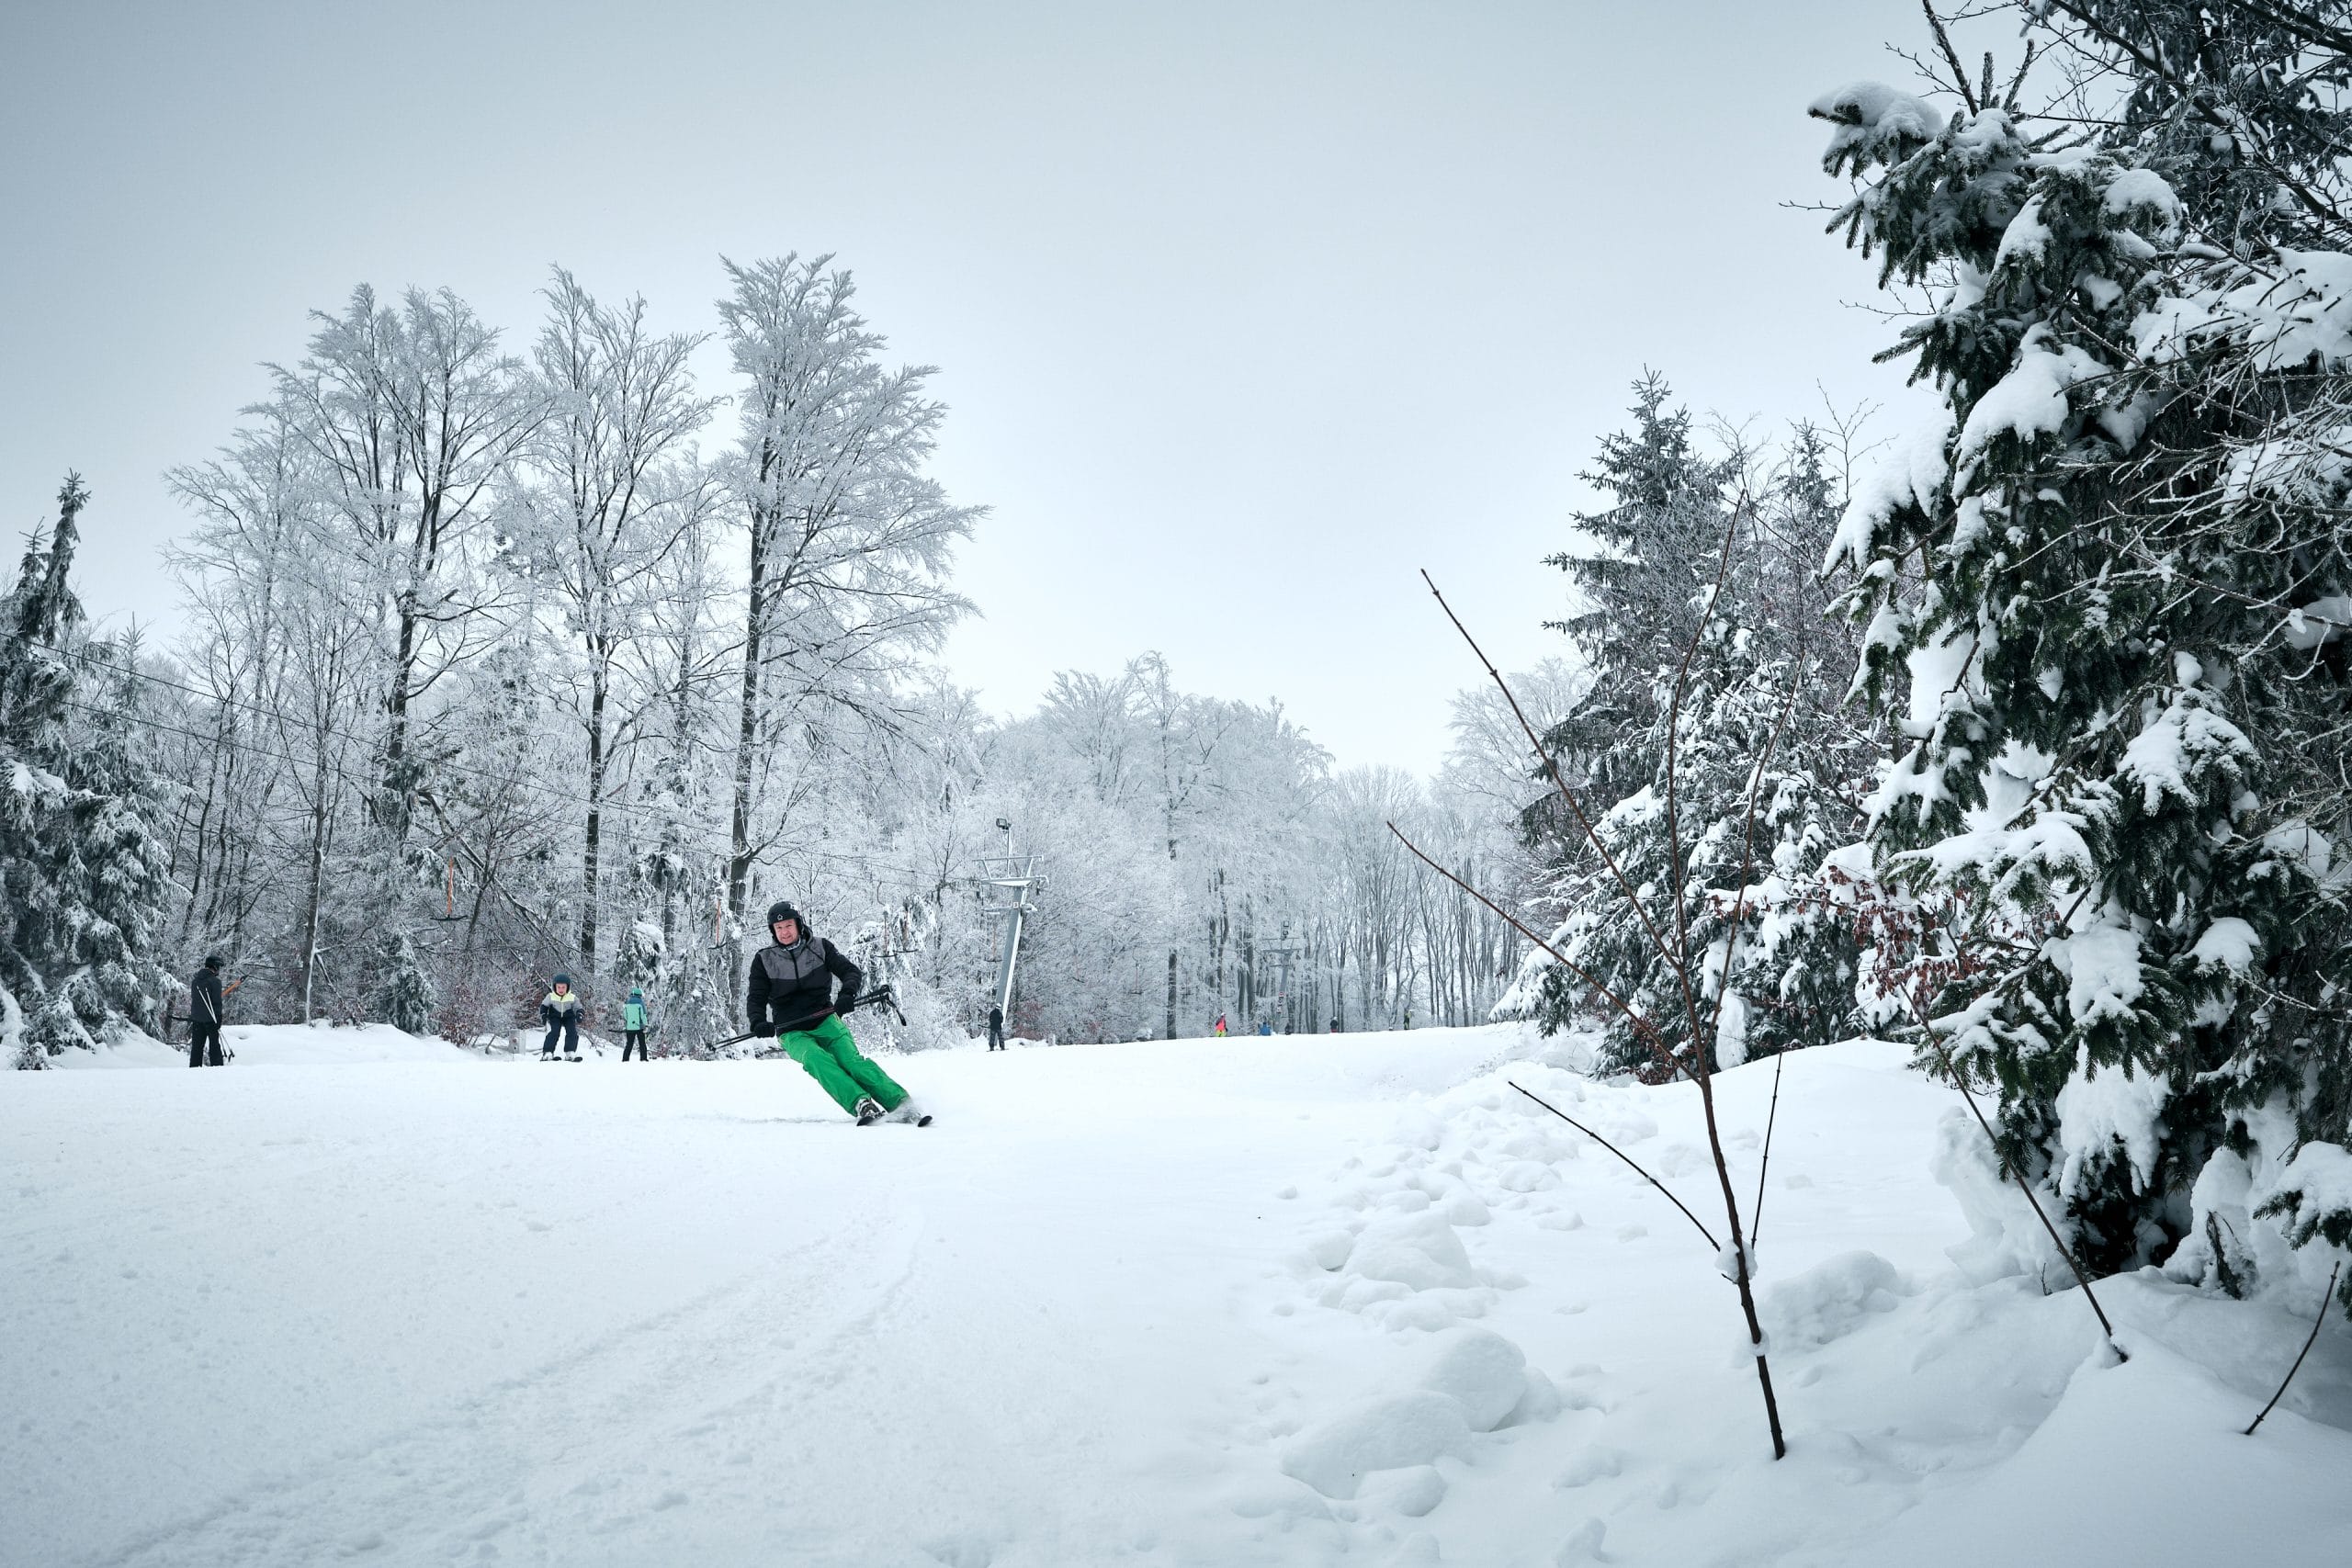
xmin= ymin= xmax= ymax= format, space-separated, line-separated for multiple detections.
xmin=766 ymin=900 xmax=802 ymax=931
xmin=202 ymin=953 xmax=223 ymax=971
xmin=552 ymin=971 xmax=571 ymax=987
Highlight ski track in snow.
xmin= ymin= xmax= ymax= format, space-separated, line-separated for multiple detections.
xmin=8 ymin=1025 xmax=2352 ymax=1566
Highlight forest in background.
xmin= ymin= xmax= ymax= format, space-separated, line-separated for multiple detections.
xmin=2 ymin=255 xmax=1588 ymax=1055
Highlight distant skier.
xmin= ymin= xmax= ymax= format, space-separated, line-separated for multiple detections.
xmin=540 ymin=974 xmax=582 ymax=1061
xmin=1329 ymin=1018 xmax=1340 ymax=1033
xmin=620 ymin=985 xmax=650 ymax=1061
xmin=987 ymin=1003 xmax=1004 ymax=1052
xmin=187 ymin=954 xmax=240 ymax=1067
xmin=1213 ymin=1013 xmax=1228 ymax=1037
xmin=1258 ymin=1021 xmax=1272 ymax=1036
xmin=749 ymin=900 xmax=925 ymax=1124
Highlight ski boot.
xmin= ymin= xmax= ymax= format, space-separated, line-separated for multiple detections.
xmin=854 ymin=1097 xmax=886 ymax=1126
xmin=886 ymin=1100 xmax=933 ymax=1127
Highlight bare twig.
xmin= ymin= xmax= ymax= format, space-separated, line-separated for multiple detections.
xmin=1418 ymin=572 xmax=1697 ymax=1011
xmin=1412 ymin=564 xmax=1787 ymax=1461
xmin=1663 ymin=504 xmax=1749 ymax=1062
xmin=1387 ymin=823 xmax=1690 ymax=1088
xmin=1892 ymin=975 xmax=2125 ymax=1353
xmin=1750 ymin=1046 xmax=1790 ymax=1247
xmin=1923 ymin=0 xmax=1982 ymax=112
xmin=1707 ymin=653 xmax=1811 ymax=1056
xmin=2245 ymin=1261 xmax=2342 ymax=1436
xmin=1510 ymin=1082 xmax=1720 ymax=1250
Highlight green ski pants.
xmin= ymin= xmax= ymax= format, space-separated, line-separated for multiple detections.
xmin=781 ymin=1013 xmax=908 ymax=1116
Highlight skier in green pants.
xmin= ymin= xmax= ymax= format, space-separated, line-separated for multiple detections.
xmin=748 ymin=900 xmax=928 ymax=1126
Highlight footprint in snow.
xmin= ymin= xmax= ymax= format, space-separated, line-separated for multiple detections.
xmin=1555 ymin=1517 xmax=1611 ymax=1562
xmin=1552 ymin=1444 xmax=1623 ymax=1489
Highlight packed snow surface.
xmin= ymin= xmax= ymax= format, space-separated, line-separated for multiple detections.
xmin=6 ymin=1025 xmax=2350 ymax=1566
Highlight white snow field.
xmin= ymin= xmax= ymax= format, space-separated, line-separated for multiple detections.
xmin=7 ymin=1024 xmax=2352 ymax=1567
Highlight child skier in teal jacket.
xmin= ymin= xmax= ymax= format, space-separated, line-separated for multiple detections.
xmin=621 ymin=986 xmax=650 ymax=1061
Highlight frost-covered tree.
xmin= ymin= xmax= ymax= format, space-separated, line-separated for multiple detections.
xmin=269 ymin=285 xmax=541 ymax=840
xmin=507 ymin=269 xmax=716 ymax=986
xmin=1814 ymin=1 xmax=2352 ymax=1292
xmin=715 ymin=254 xmax=978 ymax=991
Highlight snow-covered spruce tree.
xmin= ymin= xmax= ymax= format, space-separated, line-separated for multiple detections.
xmin=0 ymin=479 xmax=173 ymax=1066
xmin=1813 ymin=2 xmax=2352 ymax=1291
xmin=1514 ymin=606 xmax=1861 ymax=1077
xmin=1510 ymin=416 xmax=1870 ymax=1073
xmin=1534 ymin=374 xmax=1738 ymax=839
xmin=370 ymin=924 xmax=435 ymax=1036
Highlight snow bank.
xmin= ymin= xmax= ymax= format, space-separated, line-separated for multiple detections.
xmin=1257 ymin=1038 xmax=2352 ymax=1562
xmin=45 ymin=1020 xmax=481 ymax=1069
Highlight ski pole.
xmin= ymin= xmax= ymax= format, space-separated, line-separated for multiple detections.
xmin=682 ymin=986 xmax=906 ymax=1055
xmin=765 ymin=986 xmax=903 ymax=1040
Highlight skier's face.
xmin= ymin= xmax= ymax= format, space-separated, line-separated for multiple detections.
xmin=773 ymin=917 xmax=800 ymax=945
xmin=554 ymin=983 xmax=568 ymax=997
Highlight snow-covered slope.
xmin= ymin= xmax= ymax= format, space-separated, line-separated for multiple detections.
xmin=5 ymin=1026 xmax=2348 ymax=1566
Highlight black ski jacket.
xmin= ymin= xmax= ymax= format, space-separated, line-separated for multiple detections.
xmin=191 ymin=966 xmax=226 ymax=1029
xmin=748 ymin=935 xmax=861 ymax=1036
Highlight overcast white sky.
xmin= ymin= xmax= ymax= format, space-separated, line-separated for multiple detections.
xmin=0 ymin=0 xmax=1932 ymax=774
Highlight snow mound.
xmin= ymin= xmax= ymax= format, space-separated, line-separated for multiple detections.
xmin=1759 ymin=1249 xmax=1911 ymax=1351
xmin=1346 ymin=1211 xmax=1479 ymax=1292
xmin=1418 ymin=1326 xmax=1529 ymax=1432
xmin=1279 ymin=1390 xmax=1473 ymax=1500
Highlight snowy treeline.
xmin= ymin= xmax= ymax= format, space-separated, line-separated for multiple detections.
xmin=985 ymin=655 xmax=1531 ymax=1043
xmin=2 ymin=259 xmax=1531 ymax=1060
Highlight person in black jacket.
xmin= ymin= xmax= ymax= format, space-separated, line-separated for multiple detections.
xmin=188 ymin=954 xmax=239 ymax=1067
xmin=748 ymin=901 xmax=923 ymax=1124
xmin=987 ymin=1003 xmax=1004 ymax=1052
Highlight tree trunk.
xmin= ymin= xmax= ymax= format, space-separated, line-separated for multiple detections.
xmin=579 ymin=655 xmax=609 ymax=983
xmin=299 ymin=764 xmax=331 ymax=1022
xmin=726 ymin=521 xmax=771 ymax=1003
xmin=381 ymin=592 xmax=420 ymax=840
